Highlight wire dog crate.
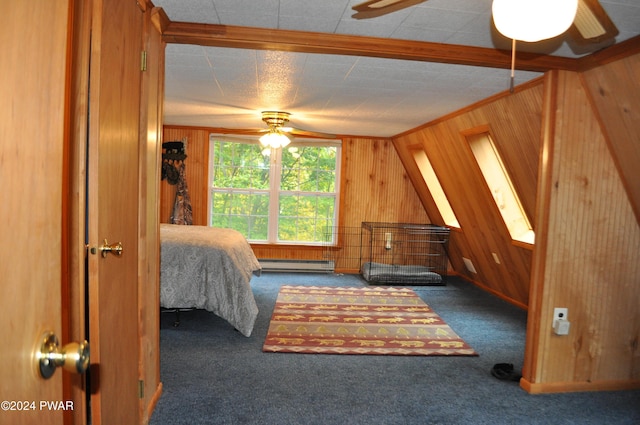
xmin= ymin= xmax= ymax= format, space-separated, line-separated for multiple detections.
xmin=360 ymin=222 xmax=450 ymax=285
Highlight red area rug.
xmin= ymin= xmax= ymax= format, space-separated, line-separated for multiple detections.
xmin=263 ymin=285 xmax=477 ymax=356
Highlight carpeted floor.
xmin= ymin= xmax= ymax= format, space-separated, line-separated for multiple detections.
xmin=150 ymin=273 xmax=640 ymax=425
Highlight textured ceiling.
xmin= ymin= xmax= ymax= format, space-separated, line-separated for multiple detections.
xmin=154 ymin=0 xmax=640 ymax=137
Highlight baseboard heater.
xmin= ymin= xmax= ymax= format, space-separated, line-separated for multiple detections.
xmin=259 ymin=259 xmax=334 ymax=273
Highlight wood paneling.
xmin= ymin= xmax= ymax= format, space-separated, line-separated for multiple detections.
xmin=340 ymin=137 xmax=430 ymax=227
xmin=581 ymin=53 xmax=640 ymax=223
xmin=161 ymin=127 xmax=210 ymax=225
xmin=394 ymin=81 xmax=543 ymax=307
xmin=524 ymin=69 xmax=640 ymax=393
xmin=160 ymin=130 xmax=430 ymax=262
xmin=395 ymin=57 xmax=640 ymax=393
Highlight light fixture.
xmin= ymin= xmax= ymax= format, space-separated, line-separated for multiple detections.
xmin=259 ymin=129 xmax=291 ymax=149
xmin=492 ymin=0 xmax=578 ymax=92
xmin=492 ymin=0 xmax=578 ymax=42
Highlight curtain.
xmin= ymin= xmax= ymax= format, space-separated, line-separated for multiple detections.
xmin=170 ymin=162 xmax=193 ymax=225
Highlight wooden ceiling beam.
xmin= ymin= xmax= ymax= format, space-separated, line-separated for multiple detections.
xmin=162 ymin=22 xmax=581 ymax=73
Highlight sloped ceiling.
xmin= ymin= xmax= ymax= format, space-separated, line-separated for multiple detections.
xmin=153 ymin=0 xmax=640 ymax=137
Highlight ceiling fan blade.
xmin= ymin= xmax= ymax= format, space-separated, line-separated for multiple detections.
xmin=284 ymin=127 xmax=337 ymax=139
xmin=570 ymin=0 xmax=619 ymax=44
xmin=352 ymin=0 xmax=428 ymax=20
xmin=213 ymin=128 xmax=269 ymax=136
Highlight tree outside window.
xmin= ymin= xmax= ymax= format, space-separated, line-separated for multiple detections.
xmin=209 ymin=136 xmax=341 ymax=244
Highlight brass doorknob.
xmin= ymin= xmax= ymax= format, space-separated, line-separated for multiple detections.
xmin=99 ymin=239 xmax=123 ymax=258
xmin=37 ymin=331 xmax=90 ymax=379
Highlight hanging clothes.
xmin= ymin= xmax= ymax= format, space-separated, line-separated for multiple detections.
xmin=170 ymin=162 xmax=193 ymax=225
xmin=162 ymin=141 xmax=187 ymax=184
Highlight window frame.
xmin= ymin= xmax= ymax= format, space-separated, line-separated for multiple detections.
xmin=409 ymin=146 xmax=460 ymax=229
xmin=463 ymin=127 xmax=534 ymax=245
xmin=208 ymin=134 xmax=342 ymax=245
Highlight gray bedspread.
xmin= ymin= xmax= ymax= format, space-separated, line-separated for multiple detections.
xmin=160 ymin=224 xmax=261 ymax=337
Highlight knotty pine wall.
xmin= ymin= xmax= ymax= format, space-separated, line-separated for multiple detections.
xmin=394 ymin=58 xmax=640 ymax=393
xmin=160 ymin=127 xmax=430 ymax=263
xmin=393 ymin=79 xmax=544 ymax=308
xmin=161 ymin=127 xmax=211 ymax=225
xmin=581 ymin=52 xmax=640 ymax=223
xmin=523 ymin=65 xmax=640 ymax=393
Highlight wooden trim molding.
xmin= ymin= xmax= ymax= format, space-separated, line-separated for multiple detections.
xmin=161 ymin=22 xmax=580 ymax=73
xmin=144 ymin=382 xmax=163 ymax=423
xmin=449 ymin=272 xmax=529 ymax=311
xmin=522 ymin=70 xmax=559 ymax=386
xmin=521 ymin=378 xmax=640 ymax=395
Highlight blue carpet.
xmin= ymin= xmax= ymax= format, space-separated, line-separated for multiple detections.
xmin=150 ymin=273 xmax=640 ymax=425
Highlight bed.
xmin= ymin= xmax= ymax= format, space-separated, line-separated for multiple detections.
xmin=160 ymin=224 xmax=262 ymax=337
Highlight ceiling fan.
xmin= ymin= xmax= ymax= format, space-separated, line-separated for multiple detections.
xmin=259 ymin=111 xmax=336 ymax=148
xmin=233 ymin=111 xmax=336 ymax=139
xmin=351 ymin=0 xmax=618 ymax=46
xmin=259 ymin=111 xmax=336 ymax=139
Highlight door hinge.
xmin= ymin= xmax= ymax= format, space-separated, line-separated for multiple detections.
xmin=138 ymin=380 xmax=145 ymax=399
xmin=141 ymin=50 xmax=147 ymax=72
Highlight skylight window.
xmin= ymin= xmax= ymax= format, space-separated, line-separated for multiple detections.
xmin=411 ymin=148 xmax=459 ymax=228
xmin=466 ymin=131 xmax=534 ymax=245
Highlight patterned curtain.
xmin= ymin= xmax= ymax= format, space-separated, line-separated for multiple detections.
xmin=170 ymin=162 xmax=193 ymax=225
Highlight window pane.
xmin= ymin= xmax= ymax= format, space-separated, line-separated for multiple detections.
xmin=411 ymin=148 xmax=460 ymax=228
xmin=210 ymin=191 xmax=269 ymax=241
xmin=278 ymin=194 xmax=335 ymax=243
xmin=467 ymin=132 xmax=534 ymax=244
xmin=212 ymin=141 xmax=269 ymax=190
xmin=281 ymin=146 xmax=337 ymax=193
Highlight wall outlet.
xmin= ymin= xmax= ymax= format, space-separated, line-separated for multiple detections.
xmin=554 ymin=319 xmax=571 ymax=335
xmin=553 ymin=308 xmax=570 ymax=335
xmin=553 ymin=308 xmax=568 ymax=325
xmin=462 ymin=257 xmax=477 ymax=274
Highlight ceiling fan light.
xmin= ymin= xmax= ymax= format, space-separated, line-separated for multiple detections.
xmin=492 ymin=0 xmax=579 ymax=42
xmin=259 ymin=130 xmax=291 ymax=149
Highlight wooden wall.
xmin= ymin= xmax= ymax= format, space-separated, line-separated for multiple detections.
xmin=160 ymin=128 xmax=430 ymax=264
xmin=340 ymin=137 xmax=431 ymax=226
xmin=581 ymin=52 xmax=640 ymax=223
xmin=393 ymin=79 xmax=544 ymax=308
xmin=393 ymin=51 xmax=640 ymax=393
xmin=161 ymin=127 xmax=211 ymax=225
xmin=523 ymin=65 xmax=640 ymax=393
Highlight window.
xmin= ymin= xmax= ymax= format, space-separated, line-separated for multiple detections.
xmin=411 ymin=148 xmax=459 ymax=228
xmin=466 ymin=131 xmax=534 ymax=244
xmin=209 ymin=135 xmax=341 ymax=244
